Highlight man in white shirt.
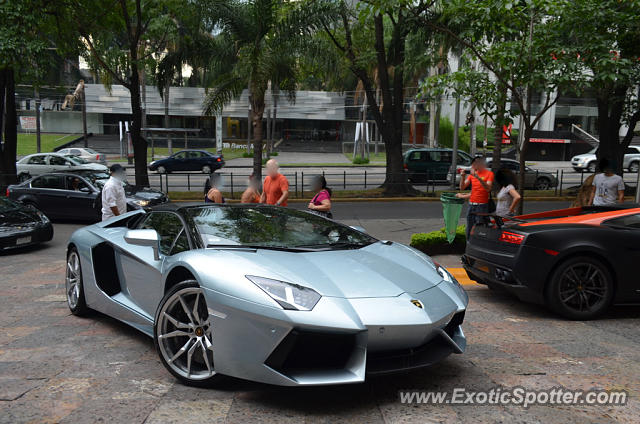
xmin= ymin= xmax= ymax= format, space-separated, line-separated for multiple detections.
xmin=589 ymin=159 xmax=625 ymax=206
xmin=101 ymin=164 xmax=127 ymax=221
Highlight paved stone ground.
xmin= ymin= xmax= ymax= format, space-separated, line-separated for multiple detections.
xmin=1 ymin=219 xmax=639 ymax=423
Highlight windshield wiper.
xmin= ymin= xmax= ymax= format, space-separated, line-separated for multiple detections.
xmin=295 ymin=241 xmax=371 ymax=250
xmin=206 ymin=244 xmax=318 ymax=252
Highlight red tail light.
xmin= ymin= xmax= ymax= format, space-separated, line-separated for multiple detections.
xmin=216 ymin=158 xmax=221 ymax=162
xmin=96 ymin=154 xmax=100 ymax=160
xmin=403 ymin=163 xmax=408 ymax=170
xmin=499 ymin=231 xmax=525 ymax=245
xmin=457 ymin=168 xmax=463 ymax=174
xmin=5 ymin=188 xmax=9 ymax=197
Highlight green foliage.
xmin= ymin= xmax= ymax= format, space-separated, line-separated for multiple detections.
xmin=410 ymin=226 xmax=466 ymax=250
xmin=352 ymin=157 xmax=370 ymax=165
xmin=242 ymin=152 xmax=253 ymax=158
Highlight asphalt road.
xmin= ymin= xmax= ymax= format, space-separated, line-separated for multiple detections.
xmin=1 ymin=202 xmax=639 ymax=423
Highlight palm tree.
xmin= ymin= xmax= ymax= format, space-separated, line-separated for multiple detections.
xmin=201 ymin=0 xmax=299 ymax=181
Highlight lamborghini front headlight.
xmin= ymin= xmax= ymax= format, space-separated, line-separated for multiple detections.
xmin=246 ymin=275 xmax=321 ymax=311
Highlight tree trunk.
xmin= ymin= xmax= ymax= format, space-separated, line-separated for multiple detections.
xmin=0 ymin=68 xmax=18 ymax=192
xmin=128 ymin=62 xmax=149 ymax=187
xmin=164 ymin=80 xmax=171 ymax=155
xmin=250 ymin=92 xmax=265 ymax=182
xmin=596 ymin=92 xmax=626 ymax=175
xmin=491 ymin=84 xmax=508 ymax=172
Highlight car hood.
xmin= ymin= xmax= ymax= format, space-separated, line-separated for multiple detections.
xmin=81 ymin=163 xmax=108 ymax=171
xmin=125 ymin=185 xmax=167 ymax=201
xmin=573 ymin=153 xmax=595 ymax=159
xmin=199 ymin=242 xmax=443 ymax=298
xmin=0 ymin=207 xmax=40 ymax=227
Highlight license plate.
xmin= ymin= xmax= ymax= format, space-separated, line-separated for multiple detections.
xmin=16 ymin=236 xmax=31 ymax=245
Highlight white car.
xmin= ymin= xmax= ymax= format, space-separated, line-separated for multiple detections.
xmin=16 ymin=153 xmax=108 ymax=182
xmin=57 ymin=147 xmax=107 ymax=165
xmin=571 ymin=146 xmax=640 ymax=173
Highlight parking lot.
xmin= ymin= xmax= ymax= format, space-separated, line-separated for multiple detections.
xmin=1 ymin=204 xmax=639 ymax=423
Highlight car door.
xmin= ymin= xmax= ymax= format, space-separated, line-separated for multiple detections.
xmin=602 ymin=214 xmax=640 ymax=301
xmin=429 ymin=150 xmax=452 ymax=180
xmin=170 ymin=151 xmax=188 ymax=171
xmin=20 ymin=154 xmax=47 ymax=176
xmin=48 ymin=155 xmax=72 ymax=173
xmin=119 ymin=211 xmax=191 ymax=317
xmin=29 ymin=175 xmax=67 ymax=218
xmin=622 ymin=147 xmax=640 ymax=168
xmin=406 ymin=151 xmax=427 ymax=178
xmin=63 ymin=175 xmax=100 ymax=220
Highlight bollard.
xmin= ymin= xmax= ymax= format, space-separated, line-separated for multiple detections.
xmin=295 ymin=172 xmax=298 ymax=198
xmin=187 ymin=174 xmax=191 ymax=191
xmin=230 ymin=173 xmax=234 ymax=199
xmin=555 ymin=169 xmax=559 ymax=195
xmin=364 ymin=170 xmax=367 ymax=189
xmin=343 ymin=171 xmax=346 ymax=190
xmin=301 ymin=172 xmax=304 ymax=197
xmin=559 ymin=169 xmax=563 ymax=196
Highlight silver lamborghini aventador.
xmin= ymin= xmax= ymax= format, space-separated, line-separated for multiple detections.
xmin=65 ymin=204 xmax=468 ymax=386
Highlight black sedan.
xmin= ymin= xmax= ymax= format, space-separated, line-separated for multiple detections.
xmin=462 ymin=205 xmax=640 ymax=319
xmin=7 ymin=172 xmax=169 ymax=222
xmin=148 ymin=150 xmax=225 ymax=174
xmin=0 ymin=197 xmax=53 ymax=251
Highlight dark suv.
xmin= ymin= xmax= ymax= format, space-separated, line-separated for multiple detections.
xmin=404 ymin=148 xmax=473 ymax=182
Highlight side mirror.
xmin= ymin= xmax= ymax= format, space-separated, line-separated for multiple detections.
xmin=124 ymin=229 xmax=161 ymax=260
xmin=350 ymin=225 xmax=368 ymax=234
xmin=79 ymin=186 xmax=91 ymax=193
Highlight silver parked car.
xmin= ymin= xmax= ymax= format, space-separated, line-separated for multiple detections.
xmin=65 ymin=204 xmax=468 ymax=386
xmin=571 ymin=146 xmax=640 ymax=173
xmin=449 ymin=158 xmax=558 ymax=190
xmin=57 ymin=147 xmax=107 ymax=165
xmin=16 ymin=153 xmax=108 ymax=182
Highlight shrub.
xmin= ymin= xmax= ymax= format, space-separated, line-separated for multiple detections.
xmin=352 ymin=156 xmax=370 ymax=164
xmin=242 ymin=151 xmax=252 ymax=158
xmin=271 ymin=152 xmax=279 ymax=156
xmin=410 ymin=225 xmax=466 ymax=254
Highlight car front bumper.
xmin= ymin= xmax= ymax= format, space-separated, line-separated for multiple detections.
xmin=0 ymin=223 xmax=53 ymax=250
xmin=201 ymin=281 xmax=467 ymax=386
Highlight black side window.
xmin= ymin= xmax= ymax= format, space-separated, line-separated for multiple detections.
xmin=139 ymin=212 xmax=189 ymax=255
xmin=31 ymin=175 xmax=64 ymax=189
xmin=49 ymin=156 xmax=67 ymax=165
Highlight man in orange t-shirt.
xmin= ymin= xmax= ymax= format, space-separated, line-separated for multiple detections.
xmin=457 ymin=157 xmax=494 ymax=238
xmin=261 ymin=159 xmax=289 ymax=206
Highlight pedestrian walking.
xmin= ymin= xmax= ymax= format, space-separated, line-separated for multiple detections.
xmin=589 ymin=159 xmax=625 ymax=206
xmin=456 ymin=157 xmax=494 ymax=238
xmin=101 ymin=164 xmax=127 ymax=221
xmin=494 ymin=168 xmax=521 ymax=217
xmin=261 ymin=159 xmax=289 ymax=206
xmin=307 ymin=175 xmax=332 ymax=218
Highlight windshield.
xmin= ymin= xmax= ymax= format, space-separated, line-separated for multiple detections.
xmin=186 ymin=206 xmax=377 ymax=250
xmin=0 ymin=197 xmax=20 ymax=213
xmin=66 ymin=155 xmax=86 ymax=164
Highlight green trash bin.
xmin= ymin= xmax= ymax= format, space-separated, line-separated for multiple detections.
xmin=440 ymin=192 xmax=464 ymax=244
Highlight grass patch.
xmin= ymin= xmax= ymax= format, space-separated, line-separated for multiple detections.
xmin=17 ymin=133 xmax=80 ymax=156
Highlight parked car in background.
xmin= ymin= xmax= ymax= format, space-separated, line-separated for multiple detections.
xmin=7 ymin=172 xmax=169 ymax=221
xmin=571 ymin=146 xmax=640 ymax=173
xmin=0 ymin=197 xmax=53 ymax=251
xmin=16 ymin=153 xmax=108 ymax=182
xmin=57 ymin=147 xmax=107 ymax=165
xmin=148 ymin=150 xmax=225 ymax=174
xmin=449 ymin=158 xmax=558 ymax=190
xmin=404 ymin=148 xmax=473 ymax=182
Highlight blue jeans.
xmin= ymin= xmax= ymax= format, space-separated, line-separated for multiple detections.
xmin=467 ymin=203 xmax=489 ymax=239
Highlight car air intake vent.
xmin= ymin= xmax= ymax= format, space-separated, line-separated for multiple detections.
xmin=265 ymin=330 xmax=357 ymax=375
xmin=443 ymin=311 xmax=465 ymax=338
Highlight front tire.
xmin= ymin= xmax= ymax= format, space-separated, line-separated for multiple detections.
xmin=66 ymin=247 xmax=89 ymax=316
xmin=629 ymin=161 xmax=639 ymax=173
xmin=586 ymin=161 xmax=597 ymax=173
xmin=154 ymin=281 xmax=219 ymax=387
xmin=546 ymin=256 xmax=614 ymax=320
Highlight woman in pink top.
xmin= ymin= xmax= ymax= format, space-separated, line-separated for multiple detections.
xmin=308 ymin=175 xmax=332 ymax=218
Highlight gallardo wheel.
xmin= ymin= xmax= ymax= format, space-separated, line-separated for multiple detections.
xmin=154 ymin=281 xmax=218 ymax=386
xmin=546 ymin=257 xmax=613 ymax=320
xmin=66 ymin=248 xmax=89 ymax=315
